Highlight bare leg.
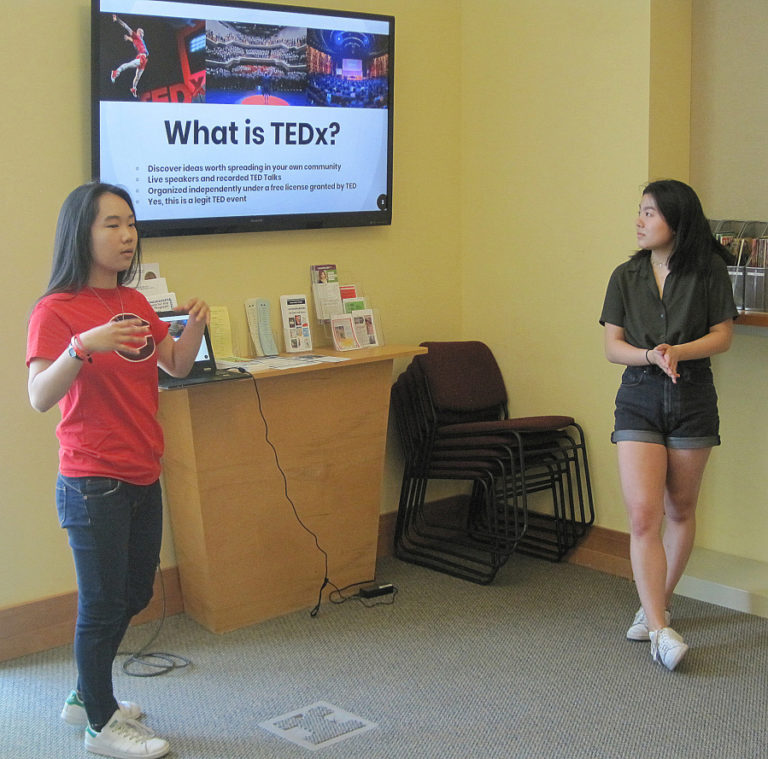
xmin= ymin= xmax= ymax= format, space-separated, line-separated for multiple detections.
xmin=132 ymin=67 xmax=144 ymax=92
xmin=662 ymin=447 xmax=711 ymax=605
xmin=114 ymin=58 xmax=139 ymax=79
xmin=617 ymin=440 xmax=669 ymax=631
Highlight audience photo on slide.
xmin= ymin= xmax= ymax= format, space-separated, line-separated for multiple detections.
xmin=204 ymin=21 xmax=390 ymax=109
xmin=205 ymin=21 xmax=308 ymax=106
xmin=306 ymin=29 xmax=389 ymax=109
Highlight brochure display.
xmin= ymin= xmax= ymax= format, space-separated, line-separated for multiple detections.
xmin=330 ymin=314 xmax=358 ymax=350
xmin=343 ymin=297 xmax=368 ymax=313
xmin=125 ymin=261 xmax=177 ymax=311
xmin=310 ymin=264 xmax=382 ymax=351
xmin=351 ymin=309 xmax=379 ymax=347
xmin=279 ymin=294 xmax=312 ymax=352
xmin=310 ymin=264 xmax=344 ymax=322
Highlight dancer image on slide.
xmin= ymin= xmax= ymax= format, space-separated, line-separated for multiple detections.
xmin=110 ymin=14 xmax=149 ymax=98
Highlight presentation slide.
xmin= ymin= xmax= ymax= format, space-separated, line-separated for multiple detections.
xmin=95 ymin=0 xmax=392 ymax=225
xmin=100 ymin=104 xmax=389 ymax=220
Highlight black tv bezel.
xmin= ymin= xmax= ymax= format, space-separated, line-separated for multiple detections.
xmin=91 ymin=0 xmax=394 ymax=238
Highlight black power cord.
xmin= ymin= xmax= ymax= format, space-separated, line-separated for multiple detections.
xmin=248 ymin=374 xmax=396 ymax=615
xmin=119 ymin=563 xmax=191 ymax=677
xmin=249 ymin=375 xmax=337 ymax=616
xmin=118 ymin=362 xmax=393 ymax=679
xmin=329 ymin=580 xmax=398 ymax=608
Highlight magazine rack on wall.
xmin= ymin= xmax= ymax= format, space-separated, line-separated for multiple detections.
xmin=713 ymin=219 xmax=768 ymax=317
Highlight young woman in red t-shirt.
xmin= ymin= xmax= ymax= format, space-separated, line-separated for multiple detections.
xmin=27 ymin=182 xmax=208 ymax=758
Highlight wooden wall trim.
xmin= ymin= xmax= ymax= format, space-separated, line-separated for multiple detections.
xmin=0 ymin=567 xmax=183 ymax=663
xmin=2 ymin=517 xmax=630 ymax=663
xmin=565 ymin=525 xmax=632 ymax=579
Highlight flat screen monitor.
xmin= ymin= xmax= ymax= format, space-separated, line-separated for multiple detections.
xmin=91 ymin=0 xmax=394 ymax=238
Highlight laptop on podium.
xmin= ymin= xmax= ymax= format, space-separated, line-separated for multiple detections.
xmin=157 ymin=311 xmax=248 ymax=390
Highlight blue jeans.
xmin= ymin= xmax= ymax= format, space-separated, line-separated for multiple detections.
xmin=56 ymin=474 xmax=162 ymax=729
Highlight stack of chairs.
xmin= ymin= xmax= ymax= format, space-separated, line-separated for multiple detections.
xmin=390 ymin=341 xmax=594 ymax=583
xmin=391 ymin=366 xmax=517 ymax=583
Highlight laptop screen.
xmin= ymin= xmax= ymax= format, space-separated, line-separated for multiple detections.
xmin=156 ymin=311 xmax=216 ymax=377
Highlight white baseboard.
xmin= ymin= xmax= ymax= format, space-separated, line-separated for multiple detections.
xmin=677 ymin=547 xmax=768 ymax=619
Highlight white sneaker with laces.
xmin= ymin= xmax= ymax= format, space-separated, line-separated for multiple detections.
xmin=61 ymin=690 xmax=142 ymax=727
xmin=649 ymin=626 xmax=689 ymax=671
xmin=626 ymin=607 xmax=671 ymax=641
xmin=85 ymin=711 xmax=169 ymax=759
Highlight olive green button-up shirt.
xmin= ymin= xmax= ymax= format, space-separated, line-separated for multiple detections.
xmin=600 ymin=251 xmax=738 ymax=368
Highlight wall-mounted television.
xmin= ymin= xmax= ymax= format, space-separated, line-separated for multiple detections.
xmin=91 ymin=0 xmax=394 ymax=237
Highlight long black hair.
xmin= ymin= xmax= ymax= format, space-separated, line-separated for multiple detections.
xmin=635 ymin=179 xmax=733 ymax=275
xmin=43 ymin=182 xmax=142 ymax=297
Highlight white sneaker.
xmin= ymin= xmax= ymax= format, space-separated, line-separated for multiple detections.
xmin=85 ymin=711 xmax=169 ymax=759
xmin=61 ymin=690 xmax=142 ymax=726
xmin=626 ymin=607 xmax=671 ymax=641
xmin=649 ymin=627 xmax=689 ymax=671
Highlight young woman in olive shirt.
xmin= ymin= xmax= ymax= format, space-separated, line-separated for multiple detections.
xmin=600 ymin=180 xmax=737 ymax=670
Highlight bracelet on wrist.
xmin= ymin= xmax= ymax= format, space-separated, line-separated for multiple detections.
xmin=70 ymin=334 xmax=93 ymax=363
xmin=645 ymin=349 xmax=651 ymax=365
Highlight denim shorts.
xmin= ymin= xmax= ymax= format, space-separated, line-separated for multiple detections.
xmin=612 ymin=364 xmax=720 ymax=449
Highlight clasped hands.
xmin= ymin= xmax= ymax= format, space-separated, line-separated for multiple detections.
xmin=647 ymin=343 xmax=680 ymax=383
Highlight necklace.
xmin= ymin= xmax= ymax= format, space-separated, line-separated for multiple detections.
xmin=89 ymin=286 xmax=125 ymax=318
xmin=650 ymin=256 xmax=668 ymax=269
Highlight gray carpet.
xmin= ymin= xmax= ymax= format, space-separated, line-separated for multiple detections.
xmin=2 ymin=554 xmax=767 ymax=759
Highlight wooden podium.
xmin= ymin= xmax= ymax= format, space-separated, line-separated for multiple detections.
xmin=157 ymin=345 xmax=424 ymax=633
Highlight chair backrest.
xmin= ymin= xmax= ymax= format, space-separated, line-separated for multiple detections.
xmin=415 ymin=341 xmax=508 ymax=423
xmin=391 ymin=367 xmax=433 ymax=451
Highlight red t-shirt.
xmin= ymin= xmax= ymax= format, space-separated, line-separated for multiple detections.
xmin=131 ymin=30 xmax=148 ymax=58
xmin=26 ymin=287 xmax=169 ymax=485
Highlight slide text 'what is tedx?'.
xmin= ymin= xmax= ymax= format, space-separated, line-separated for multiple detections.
xmin=162 ymin=120 xmax=342 ymax=147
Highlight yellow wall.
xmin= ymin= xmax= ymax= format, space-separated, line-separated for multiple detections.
xmin=690 ymin=0 xmax=768 ymax=218
xmin=457 ymin=0 xmax=767 ymax=562
xmin=459 ymin=0 xmax=653 ymax=532
xmin=649 ymin=0 xmax=691 ymax=182
xmin=2 ymin=0 xmax=765 ymax=612
xmin=689 ymin=0 xmax=768 ymax=564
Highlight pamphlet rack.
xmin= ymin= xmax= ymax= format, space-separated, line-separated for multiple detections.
xmin=712 ymin=219 xmax=768 ymax=312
